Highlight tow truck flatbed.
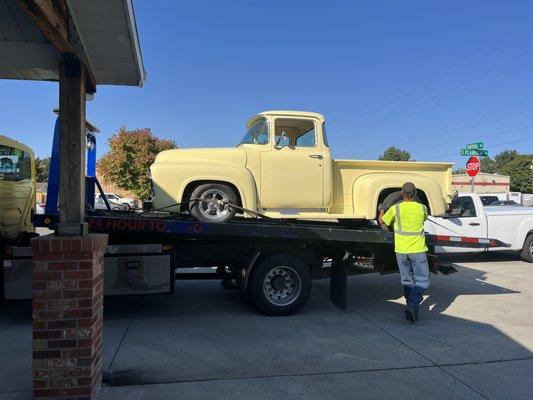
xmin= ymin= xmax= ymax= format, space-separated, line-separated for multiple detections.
xmin=25 ymin=210 xmax=510 ymax=315
xmin=32 ymin=212 xmax=507 ymax=249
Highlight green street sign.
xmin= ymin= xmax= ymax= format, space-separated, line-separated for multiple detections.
xmin=461 ymin=148 xmax=488 ymax=157
xmin=465 ymin=142 xmax=484 ymax=150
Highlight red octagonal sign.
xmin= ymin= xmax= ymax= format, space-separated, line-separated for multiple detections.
xmin=466 ymin=156 xmax=480 ymax=177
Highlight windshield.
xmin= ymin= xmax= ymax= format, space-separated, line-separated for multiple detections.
xmin=0 ymin=145 xmax=32 ymax=182
xmin=239 ymin=118 xmax=269 ymax=145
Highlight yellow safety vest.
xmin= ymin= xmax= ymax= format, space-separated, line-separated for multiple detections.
xmin=382 ymin=201 xmax=428 ymax=254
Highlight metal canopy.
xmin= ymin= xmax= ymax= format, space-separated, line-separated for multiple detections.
xmin=0 ymin=0 xmax=145 ymax=86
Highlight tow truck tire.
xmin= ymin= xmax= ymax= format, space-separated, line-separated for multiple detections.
xmin=250 ymin=253 xmax=311 ymax=316
xmin=190 ymin=183 xmax=237 ymax=223
xmin=521 ymin=234 xmax=533 ymax=263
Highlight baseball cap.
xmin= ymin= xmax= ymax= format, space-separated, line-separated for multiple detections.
xmin=401 ymin=182 xmax=416 ymax=196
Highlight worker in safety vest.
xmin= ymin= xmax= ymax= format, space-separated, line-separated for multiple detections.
xmin=378 ymin=182 xmax=429 ymax=323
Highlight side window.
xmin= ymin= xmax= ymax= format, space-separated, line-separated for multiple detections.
xmin=0 ymin=145 xmax=32 ymax=182
xmin=274 ymin=118 xmax=316 ymax=148
xmin=295 ymin=128 xmax=316 ymax=147
xmin=450 ymin=196 xmax=477 ymax=217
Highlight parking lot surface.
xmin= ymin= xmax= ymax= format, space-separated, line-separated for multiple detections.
xmin=1 ymin=252 xmax=532 ymax=400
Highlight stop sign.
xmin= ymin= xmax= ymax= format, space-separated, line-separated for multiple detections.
xmin=466 ymin=156 xmax=480 ymax=177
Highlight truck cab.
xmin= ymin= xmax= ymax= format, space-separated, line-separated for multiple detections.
xmin=238 ymin=111 xmax=332 ymax=210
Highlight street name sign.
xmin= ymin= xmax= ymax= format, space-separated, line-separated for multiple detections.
xmin=465 ymin=142 xmax=484 ymax=150
xmin=460 ymin=148 xmax=488 ymax=157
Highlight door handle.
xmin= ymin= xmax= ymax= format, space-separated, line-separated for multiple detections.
xmin=309 ymin=154 xmax=323 ymax=159
xmin=469 ymin=222 xmax=480 ymax=226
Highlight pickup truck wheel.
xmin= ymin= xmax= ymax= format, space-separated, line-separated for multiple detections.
xmin=521 ymin=234 xmax=533 ymax=263
xmin=122 ymin=203 xmax=131 ymax=211
xmin=190 ymin=183 xmax=237 ymax=223
xmin=250 ymin=254 xmax=311 ymax=316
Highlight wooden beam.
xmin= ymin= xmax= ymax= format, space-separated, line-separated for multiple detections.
xmin=17 ymin=0 xmax=97 ymax=93
xmin=57 ymin=54 xmax=87 ymax=235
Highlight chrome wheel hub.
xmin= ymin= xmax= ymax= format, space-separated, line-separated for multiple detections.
xmin=263 ymin=266 xmax=301 ymax=306
xmin=198 ymin=188 xmax=230 ymax=221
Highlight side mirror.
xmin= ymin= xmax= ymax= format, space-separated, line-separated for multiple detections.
xmin=275 ymin=131 xmax=289 ymax=148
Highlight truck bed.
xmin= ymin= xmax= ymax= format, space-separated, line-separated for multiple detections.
xmin=330 ymin=159 xmax=454 ymax=216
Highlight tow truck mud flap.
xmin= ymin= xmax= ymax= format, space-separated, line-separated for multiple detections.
xmin=427 ymin=247 xmax=457 ymax=275
xmin=330 ymin=251 xmax=351 ymax=311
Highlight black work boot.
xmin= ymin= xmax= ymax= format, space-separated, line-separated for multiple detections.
xmin=404 ymin=307 xmax=416 ymax=323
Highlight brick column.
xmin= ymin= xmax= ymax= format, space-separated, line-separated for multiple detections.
xmin=31 ymin=234 xmax=107 ymax=400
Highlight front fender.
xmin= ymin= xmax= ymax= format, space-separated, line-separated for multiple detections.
xmin=352 ymin=172 xmax=447 ymax=217
xmin=151 ymin=163 xmax=258 ymax=213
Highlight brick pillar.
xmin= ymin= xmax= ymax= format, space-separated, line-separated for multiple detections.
xmin=31 ymin=234 xmax=107 ymax=400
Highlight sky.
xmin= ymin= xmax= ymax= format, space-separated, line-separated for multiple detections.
xmin=1 ymin=0 xmax=533 ymax=170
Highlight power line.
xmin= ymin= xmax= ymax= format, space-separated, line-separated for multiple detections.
xmin=348 ymin=101 xmax=533 ymax=156
xmin=329 ymin=33 xmax=528 ymax=130
xmin=418 ymin=137 xmax=533 ymax=162
xmin=330 ymin=64 xmax=533 ymax=142
xmin=391 ymin=125 xmax=533 ymax=156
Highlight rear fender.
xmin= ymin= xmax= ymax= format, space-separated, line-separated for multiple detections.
xmin=352 ymin=173 xmax=447 ymax=218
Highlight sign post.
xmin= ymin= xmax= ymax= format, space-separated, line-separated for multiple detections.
xmin=466 ymin=155 xmax=480 ymax=192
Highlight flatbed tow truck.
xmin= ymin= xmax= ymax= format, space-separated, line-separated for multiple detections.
xmin=1 ymin=121 xmax=509 ymax=315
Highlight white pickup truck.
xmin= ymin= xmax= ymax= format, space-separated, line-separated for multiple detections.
xmin=424 ymin=193 xmax=533 ymax=262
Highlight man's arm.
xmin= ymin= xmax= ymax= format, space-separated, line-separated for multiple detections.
xmin=379 ymin=206 xmax=396 ymax=231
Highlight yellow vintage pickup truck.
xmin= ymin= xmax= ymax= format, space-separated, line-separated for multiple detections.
xmin=150 ymin=111 xmax=453 ymax=223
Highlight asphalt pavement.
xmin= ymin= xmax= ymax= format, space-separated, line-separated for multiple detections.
xmin=1 ymin=252 xmax=532 ymax=400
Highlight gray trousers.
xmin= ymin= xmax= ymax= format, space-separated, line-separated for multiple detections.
xmin=395 ymin=252 xmax=430 ymax=290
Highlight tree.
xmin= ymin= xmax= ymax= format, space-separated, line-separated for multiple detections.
xmin=378 ymin=146 xmax=411 ymax=161
xmin=493 ymin=150 xmax=518 ymax=173
xmin=479 ymin=150 xmax=518 ymax=175
xmin=500 ymin=155 xmax=533 ymax=193
xmin=479 ymin=157 xmax=495 ymax=174
xmin=97 ymin=128 xmax=177 ymax=199
xmin=35 ymin=157 xmax=51 ymax=181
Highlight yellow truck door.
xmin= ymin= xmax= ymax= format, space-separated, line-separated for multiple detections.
xmin=260 ymin=117 xmax=324 ymax=209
